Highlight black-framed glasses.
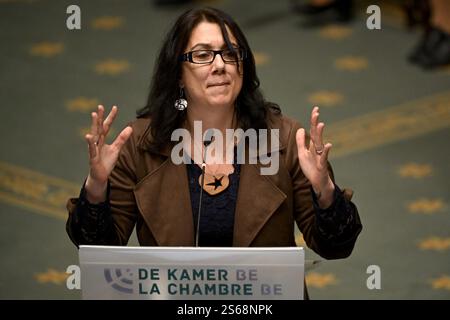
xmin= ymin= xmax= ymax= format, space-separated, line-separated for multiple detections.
xmin=179 ymin=48 xmax=247 ymax=64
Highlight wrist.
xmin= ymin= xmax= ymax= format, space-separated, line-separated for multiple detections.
xmin=312 ymin=176 xmax=334 ymax=195
xmin=85 ymin=175 xmax=107 ymax=204
xmin=313 ymin=178 xmax=335 ymax=209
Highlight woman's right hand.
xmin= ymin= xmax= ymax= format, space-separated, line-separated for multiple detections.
xmin=84 ymin=105 xmax=133 ymax=203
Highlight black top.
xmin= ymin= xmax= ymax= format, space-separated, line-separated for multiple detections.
xmin=186 ymin=157 xmax=241 ymax=247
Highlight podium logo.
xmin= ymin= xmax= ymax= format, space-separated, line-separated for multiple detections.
xmin=104 ymin=268 xmax=134 ymax=294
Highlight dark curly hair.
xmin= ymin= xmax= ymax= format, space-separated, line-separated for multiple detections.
xmin=136 ymin=7 xmax=280 ymax=152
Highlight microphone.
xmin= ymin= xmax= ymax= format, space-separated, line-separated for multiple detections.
xmin=195 ymin=131 xmax=215 ymax=247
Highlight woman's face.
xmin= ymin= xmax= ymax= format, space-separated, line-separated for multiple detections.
xmin=181 ymin=21 xmax=243 ymax=110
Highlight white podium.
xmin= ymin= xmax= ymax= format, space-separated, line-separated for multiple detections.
xmin=79 ymin=246 xmax=305 ymax=300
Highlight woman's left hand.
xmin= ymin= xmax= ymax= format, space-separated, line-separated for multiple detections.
xmin=296 ymin=106 xmax=335 ymax=208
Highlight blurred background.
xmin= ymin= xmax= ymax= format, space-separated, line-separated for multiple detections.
xmin=0 ymin=0 xmax=449 ymax=299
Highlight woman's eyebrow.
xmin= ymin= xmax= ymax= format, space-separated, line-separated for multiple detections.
xmin=190 ymin=43 xmax=211 ymax=50
xmin=190 ymin=42 xmax=239 ymax=50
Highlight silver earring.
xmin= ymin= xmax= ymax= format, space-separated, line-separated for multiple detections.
xmin=174 ymin=87 xmax=187 ymax=111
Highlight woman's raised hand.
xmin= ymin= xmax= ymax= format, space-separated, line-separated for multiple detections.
xmin=295 ymin=106 xmax=335 ymax=208
xmin=85 ymin=105 xmax=133 ymax=203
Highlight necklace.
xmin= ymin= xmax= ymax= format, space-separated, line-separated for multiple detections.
xmin=194 ymin=139 xmax=236 ymax=196
xmin=199 ymin=172 xmax=230 ymax=196
xmin=190 ymin=129 xmax=234 ymax=196
xmin=186 ymin=112 xmax=238 ymax=196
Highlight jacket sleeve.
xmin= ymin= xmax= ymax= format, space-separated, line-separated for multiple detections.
xmin=66 ymin=181 xmax=118 ymax=247
xmin=66 ymin=124 xmax=139 ymax=247
xmin=284 ymin=119 xmax=362 ymax=259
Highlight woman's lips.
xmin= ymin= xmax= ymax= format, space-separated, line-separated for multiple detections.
xmin=208 ymin=82 xmax=230 ymax=87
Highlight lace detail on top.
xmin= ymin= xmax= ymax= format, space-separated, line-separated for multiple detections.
xmin=311 ymin=184 xmax=359 ymax=245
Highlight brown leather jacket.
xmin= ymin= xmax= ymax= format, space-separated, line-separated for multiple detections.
xmin=67 ymin=111 xmax=361 ymax=260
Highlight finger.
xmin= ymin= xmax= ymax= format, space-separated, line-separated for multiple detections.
xmin=310 ymin=106 xmax=319 ymax=127
xmin=90 ymin=112 xmax=99 ymax=141
xmin=85 ymin=134 xmax=97 ymax=159
xmin=103 ymin=105 xmax=118 ymax=136
xmin=316 ymin=122 xmax=325 ymax=148
xmin=97 ymin=105 xmax=105 ymax=137
xmin=309 ymin=106 xmax=320 ymax=145
xmin=111 ymin=126 xmax=133 ymax=151
xmin=295 ymin=128 xmax=306 ymax=152
xmin=97 ymin=132 xmax=105 ymax=148
xmin=319 ymin=143 xmax=332 ymax=166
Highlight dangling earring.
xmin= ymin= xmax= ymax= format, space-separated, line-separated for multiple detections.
xmin=174 ymin=87 xmax=188 ymax=111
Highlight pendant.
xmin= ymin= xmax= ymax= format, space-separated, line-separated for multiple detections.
xmin=199 ymin=173 xmax=230 ymax=196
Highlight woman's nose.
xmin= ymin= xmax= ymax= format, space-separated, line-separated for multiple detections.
xmin=211 ymin=52 xmax=225 ymax=70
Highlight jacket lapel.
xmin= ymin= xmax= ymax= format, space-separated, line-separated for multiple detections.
xmin=133 ymin=158 xmax=195 ymax=246
xmin=233 ymin=161 xmax=287 ymax=247
xmin=233 ymin=119 xmax=288 ymax=246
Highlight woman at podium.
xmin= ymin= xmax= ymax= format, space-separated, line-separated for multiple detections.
xmin=66 ymin=7 xmax=362 ymax=278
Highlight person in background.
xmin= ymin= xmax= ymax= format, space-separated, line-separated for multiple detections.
xmin=292 ymin=0 xmax=354 ymax=25
xmin=407 ymin=0 xmax=450 ymax=69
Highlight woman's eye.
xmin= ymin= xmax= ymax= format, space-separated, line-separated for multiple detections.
xmin=223 ymin=51 xmax=232 ymax=58
xmin=223 ymin=51 xmax=238 ymax=60
xmin=195 ymin=52 xmax=211 ymax=59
